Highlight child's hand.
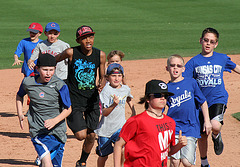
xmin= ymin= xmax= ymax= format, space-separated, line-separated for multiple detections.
xmin=12 ymin=60 xmax=23 ymax=66
xmin=44 ymin=119 xmax=57 ymax=130
xmin=18 ymin=114 xmax=25 ymax=130
xmin=28 ymin=59 xmax=35 ymax=70
xmin=203 ymin=121 xmax=212 ymax=135
xmin=178 ymin=130 xmax=187 ymax=147
xmin=113 ymin=94 xmax=119 ymax=105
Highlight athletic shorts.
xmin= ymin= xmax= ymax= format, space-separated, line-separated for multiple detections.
xmin=170 ymin=136 xmax=197 ymax=165
xmin=96 ymin=128 xmax=121 ymax=157
xmin=200 ymin=103 xmax=226 ymax=133
xmin=67 ymin=96 xmax=100 ymax=133
xmin=31 ymin=135 xmax=65 ymax=167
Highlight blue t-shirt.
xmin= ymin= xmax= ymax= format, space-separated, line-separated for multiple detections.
xmin=14 ymin=37 xmax=42 ymax=76
xmin=183 ymin=52 xmax=236 ymax=107
xmin=167 ymin=78 xmax=206 ymax=138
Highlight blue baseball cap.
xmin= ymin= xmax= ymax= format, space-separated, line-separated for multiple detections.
xmin=45 ymin=22 xmax=60 ymax=32
xmin=107 ymin=63 xmax=124 ymax=75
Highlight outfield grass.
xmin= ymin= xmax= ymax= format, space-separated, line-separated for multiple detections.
xmin=232 ymin=112 xmax=240 ymax=121
xmin=1 ymin=0 xmax=240 ymax=69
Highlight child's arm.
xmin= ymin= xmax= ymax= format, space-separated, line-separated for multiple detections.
xmin=16 ymin=95 xmax=25 ymax=130
xmin=55 ymin=48 xmax=73 ymax=63
xmin=28 ymin=45 xmax=41 ymax=70
xmin=102 ymin=94 xmax=119 ymax=116
xmin=168 ymin=130 xmax=187 ymax=156
xmin=44 ymin=106 xmax=72 ymax=130
xmin=12 ymin=54 xmax=23 ymax=66
xmin=126 ymin=97 xmax=136 ymax=117
xmin=98 ymin=51 xmax=106 ymax=92
xmin=233 ymin=64 xmax=240 ymax=74
xmin=201 ymin=101 xmax=212 ymax=135
xmin=114 ymin=137 xmax=126 ymax=167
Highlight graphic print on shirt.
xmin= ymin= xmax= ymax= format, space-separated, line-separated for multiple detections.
xmin=169 ymin=90 xmax=192 ymax=108
xmin=74 ymin=59 xmax=95 ymax=90
xmin=195 ymin=64 xmax=222 ymax=87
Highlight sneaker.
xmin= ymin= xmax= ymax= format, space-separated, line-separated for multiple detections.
xmin=212 ymin=132 xmax=224 ymax=155
xmin=35 ymin=156 xmax=41 ymax=166
xmin=76 ymin=160 xmax=86 ymax=167
xmin=201 ymin=165 xmax=210 ymax=167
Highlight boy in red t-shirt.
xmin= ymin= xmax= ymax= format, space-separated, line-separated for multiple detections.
xmin=114 ymin=80 xmax=187 ymax=167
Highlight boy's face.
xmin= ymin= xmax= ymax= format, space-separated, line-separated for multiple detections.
xmin=77 ymin=34 xmax=94 ymax=51
xmin=200 ymin=32 xmax=218 ymax=55
xmin=45 ymin=30 xmax=60 ymax=43
xmin=108 ymin=54 xmax=122 ymax=65
xmin=166 ymin=57 xmax=185 ymax=80
xmin=147 ymin=94 xmax=167 ymax=110
xmin=29 ymin=31 xmax=41 ymax=41
xmin=37 ymin=66 xmax=55 ymax=83
xmin=107 ymin=70 xmax=123 ymax=88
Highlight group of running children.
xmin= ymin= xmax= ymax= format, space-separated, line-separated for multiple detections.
xmin=13 ymin=22 xmax=240 ymax=167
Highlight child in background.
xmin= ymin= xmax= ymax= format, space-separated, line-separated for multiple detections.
xmin=183 ymin=27 xmax=240 ymax=167
xmin=16 ymin=53 xmax=71 ymax=167
xmin=114 ymin=80 xmax=187 ymax=167
xmin=95 ymin=63 xmax=135 ymax=167
xmin=28 ymin=22 xmax=70 ymax=81
xmin=12 ymin=22 xmax=43 ymax=77
xmin=166 ymin=54 xmax=212 ymax=167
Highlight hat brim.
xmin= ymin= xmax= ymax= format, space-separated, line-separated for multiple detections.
xmin=77 ymin=32 xmax=95 ymax=38
xmin=27 ymin=29 xmax=40 ymax=33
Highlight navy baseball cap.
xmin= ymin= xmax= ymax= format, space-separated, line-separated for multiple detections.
xmin=45 ymin=22 xmax=60 ymax=32
xmin=36 ymin=53 xmax=56 ymax=67
xmin=106 ymin=63 xmax=124 ymax=75
xmin=76 ymin=25 xmax=95 ymax=38
xmin=26 ymin=22 xmax=43 ymax=33
xmin=145 ymin=80 xmax=174 ymax=96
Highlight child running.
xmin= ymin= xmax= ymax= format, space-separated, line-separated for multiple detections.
xmin=114 ymin=79 xmax=188 ymax=167
xmin=183 ymin=27 xmax=240 ymax=167
xmin=166 ymin=54 xmax=212 ymax=167
xmin=16 ymin=53 xmax=71 ymax=167
xmin=95 ymin=63 xmax=135 ymax=167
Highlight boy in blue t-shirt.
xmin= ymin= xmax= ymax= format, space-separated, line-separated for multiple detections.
xmin=12 ymin=22 xmax=43 ymax=77
xmin=166 ymin=54 xmax=212 ymax=167
xmin=183 ymin=27 xmax=240 ymax=167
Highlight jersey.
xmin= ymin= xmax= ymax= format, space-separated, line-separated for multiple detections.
xmin=17 ymin=75 xmax=71 ymax=143
xmin=67 ymin=46 xmax=101 ymax=108
xmin=120 ymin=111 xmax=176 ymax=167
xmin=30 ymin=39 xmax=70 ymax=80
xmin=14 ymin=37 xmax=42 ymax=76
xmin=95 ymin=83 xmax=133 ymax=138
xmin=183 ymin=52 xmax=236 ymax=107
xmin=167 ymin=78 xmax=206 ymax=138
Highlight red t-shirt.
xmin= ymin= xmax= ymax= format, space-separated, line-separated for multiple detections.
xmin=120 ymin=111 xmax=176 ymax=167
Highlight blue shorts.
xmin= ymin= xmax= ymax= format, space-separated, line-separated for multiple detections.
xmin=96 ymin=128 xmax=121 ymax=157
xmin=31 ymin=135 xmax=65 ymax=167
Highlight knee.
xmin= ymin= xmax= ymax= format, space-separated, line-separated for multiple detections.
xmin=182 ymin=158 xmax=192 ymax=167
xmin=86 ymin=132 xmax=96 ymax=143
xmin=74 ymin=131 xmax=87 ymax=141
xmin=211 ymin=120 xmax=222 ymax=133
xmin=170 ymin=158 xmax=180 ymax=167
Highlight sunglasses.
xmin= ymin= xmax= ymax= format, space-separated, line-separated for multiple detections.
xmin=169 ymin=64 xmax=183 ymax=68
xmin=202 ymin=38 xmax=217 ymax=45
xmin=150 ymin=93 xmax=169 ymax=99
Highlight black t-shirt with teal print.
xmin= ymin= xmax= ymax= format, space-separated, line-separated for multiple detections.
xmin=67 ymin=46 xmax=100 ymax=108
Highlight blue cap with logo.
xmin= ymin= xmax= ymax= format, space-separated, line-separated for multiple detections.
xmin=106 ymin=63 xmax=124 ymax=75
xmin=45 ymin=22 xmax=60 ymax=32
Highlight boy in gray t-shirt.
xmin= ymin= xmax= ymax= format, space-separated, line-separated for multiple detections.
xmin=16 ymin=53 xmax=71 ymax=167
xmin=94 ymin=63 xmax=136 ymax=166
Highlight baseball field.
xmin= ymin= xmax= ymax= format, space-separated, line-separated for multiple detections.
xmin=0 ymin=0 xmax=240 ymax=166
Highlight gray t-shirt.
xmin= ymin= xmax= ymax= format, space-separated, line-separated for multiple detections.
xmin=95 ymin=83 xmax=133 ymax=138
xmin=21 ymin=75 xmax=68 ymax=143
xmin=31 ymin=39 xmax=70 ymax=80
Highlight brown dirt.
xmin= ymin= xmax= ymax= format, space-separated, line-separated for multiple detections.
xmin=0 ymin=56 xmax=240 ymax=167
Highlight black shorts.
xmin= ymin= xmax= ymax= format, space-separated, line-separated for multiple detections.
xmin=67 ymin=95 xmax=100 ymax=134
xmin=199 ymin=103 xmax=226 ymax=134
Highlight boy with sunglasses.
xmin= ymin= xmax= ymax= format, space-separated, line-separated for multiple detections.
xmin=114 ymin=79 xmax=187 ymax=167
xmin=183 ymin=28 xmax=240 ymax=167
xmin=166 ymin=54 xmax=212 ymax=167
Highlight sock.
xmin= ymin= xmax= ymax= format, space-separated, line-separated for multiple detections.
xmin=79 ymin=150 xmax=90 ymax=163
xmin=212 ymin=132 xmax=220 ymax=139
xmin=201 ymin=156 xmax=209 ymax=166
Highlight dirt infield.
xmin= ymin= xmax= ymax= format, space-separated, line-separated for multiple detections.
xmin=0 ymin=56 xmax=240 ymax=167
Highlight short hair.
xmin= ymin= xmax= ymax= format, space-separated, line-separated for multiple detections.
xmin=201 ymin=27 xmax=219 ymax=41
xmin=107 ymin=50 xmax=125 ymax=61
xmin=167 ymin=54 xmax=184 ymax=66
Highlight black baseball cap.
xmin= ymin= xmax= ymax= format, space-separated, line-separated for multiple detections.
xmin=76 ymin=25 xmax=95 ymax=38
xmin=145 ymin=80 xmax=174 ymax=96
xmin=36 ymin=53 xmax=56 ymax=67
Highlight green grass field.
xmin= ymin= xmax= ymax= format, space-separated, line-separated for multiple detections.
xmin=1 ymin=0 xmax=240 ymax=70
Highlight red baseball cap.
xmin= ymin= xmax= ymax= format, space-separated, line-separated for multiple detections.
xmin=76 ymin=25 xmax=95 ymax=38
xmin=26 ymin=22 xmax=43 ymax=33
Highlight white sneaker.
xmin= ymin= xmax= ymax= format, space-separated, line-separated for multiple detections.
xmin=35 ymin=156 xmax=41 ymax=166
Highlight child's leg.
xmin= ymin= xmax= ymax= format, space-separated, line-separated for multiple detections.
xmin=180 ymin=137 xmax=197 ymax=167
xmin=97 ymin=155 xmax=108 ymax=167
xmin=170 ymin=157 xmax=181 ymax=167
xmin=51 ymin=142 xmax=65 ymax=167
xmin=41 ymin=153 xmax=52 ymax=167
